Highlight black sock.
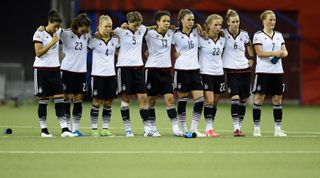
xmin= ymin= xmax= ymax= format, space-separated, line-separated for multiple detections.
xmin=273 ymin=105 xmax=283 ymax=124
xmin=41 ymin=128 xmax=49 ymax=134
xmin=253 ymin=103 xmax=262 ymax=126
xmin=239 ymin=101 xmax=246 ymax=123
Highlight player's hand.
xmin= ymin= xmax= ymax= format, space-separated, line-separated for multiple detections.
xmin=121 ymin=22 xmax=129 ymax=29
xmin=202 ymin=31 xmax=209 ymax=40
xmin=37 ymin=26 xmax=45 ymax=31
xmin=144 ymin=50 xmax=149 ymax=58
xmin=175 ymin=52 xmax=181 ymax=59
xmin=50 ymin=34 xmax=59 ymax=44
xmin=248 ymin=59 xmax=254 ymax=67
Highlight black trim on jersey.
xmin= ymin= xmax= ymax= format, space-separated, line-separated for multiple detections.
xmin=262 ymin=30 xmax=275 ymax=40
xmin=179 ymin=29 xmax=193 ymax=38
xmin=210 ymin=36 xmax=220 ymax=44
xmin=227 ymin=28 xmax=240 ymax=40
xmin=45 ymin=29 xmax=54 ymax=37
xmin=155 ymin=29 xmax=168 ymax=38
xmin=253 ymin=43 xmax=262 ymax=46
xmin=33 ymin=40 xmax=42 ymax=44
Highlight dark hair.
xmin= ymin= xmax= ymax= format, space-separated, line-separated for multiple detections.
xmin=177 ymin=9 xmax=193 ymax=29
xmin=48 ymin=9 xmax=62 ymax=23
xmin=126 ymin=11 xmax=143 ymax=23
xmin=153 ymin=10 xmax=171 ymax=23
xmin=71 ymin=13 xmax=91 ymax=31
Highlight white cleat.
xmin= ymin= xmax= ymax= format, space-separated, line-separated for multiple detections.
xmin=253 ymin=127 xmax=262 ymax=137
xmin=173 ymin=130 xmax=184 ymax=137
xmin=144 ymin=130 xmax=161 ymax=137
xmin=274 ymin=130 xmax=287 ymax=137
xmin=61 ymin=131 xmax=77 ymax=137
xmin=41 ymin=133 xmax=53 ymax=138
xmin=193 ymin=130 xmax=207 ymax=138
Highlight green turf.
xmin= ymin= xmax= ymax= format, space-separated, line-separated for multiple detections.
xmin=0 ymin=100 xmax=320 ymax=178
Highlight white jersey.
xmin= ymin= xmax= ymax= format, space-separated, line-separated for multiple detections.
xmin=253 ymin=30 xmax=285 ymax=74
xmin=144 ymin=29 xmax=174 ymax=68
xmin=114 ymin=25 xmax=147 ymax=67
xmin=172 ymin=28 xmax=200 ymax=70
xmin=59 ymin=29 xmax=90 ymax=73
xmin=88 ymin=36 xmax=120 ymax=76
xmin=199 ymin=36 xmax=225 ymax=76
xmin=222 ymin=29 xmax=250 ymax=69
xmin=32 ymin=28 xmax=62 ymax=68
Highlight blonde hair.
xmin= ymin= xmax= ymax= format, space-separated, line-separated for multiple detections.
xmin=177 ymin=9 xmax=193 ymax=29
xmin=260 ymin=10 xmax=275 ymax=21
xmin=226 ymin=9 xmax=238 ymax=21
xmin=126 ymin=11 xmax=143 ymax=23
xmin=205 ymin=14 xmax=223 ymax=32
xmin=99 ymin=15 xmax=112 ymax=25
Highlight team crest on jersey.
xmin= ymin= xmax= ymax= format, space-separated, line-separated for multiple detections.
xmin=71 ymin=36 xmax=74 ymax=39
xmin=99 ymin=43 xmax=102 ymax=45
xmin=181 ymin=36 xmax=184 ymax=39
xmin=156 ymin=35 xmax=159 ymax=38
xmin=240 ymin=38 xmax=243 ymax=41
xmin=146 ymin=83 xmax=152 ymax=89
xmin=167 ymin=34 xmax=170 ymax=37
xmin=208 ymin=41 xmax=211 ymax=44
xmin=93 ymin=89 xmax=98 ymax=96
xmin=46 ymin=36 xmax=49 ymax=39
xmin=177 ymin=83 xmax=182 ymax=89
xmin=125 ymin=32 xmax=129 ymax=35
xmin=204 ymin=83 xmax=208 ymax=90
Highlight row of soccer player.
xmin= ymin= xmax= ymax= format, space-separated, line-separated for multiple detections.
xmin=32 ymin=8 xmax=288 ymax=138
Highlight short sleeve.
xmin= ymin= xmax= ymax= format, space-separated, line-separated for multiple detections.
xmin=33 ymin=31 xmax=43 ymax=43
xmin=253 ymin=33 xmax=261 ymax=45
xmin=88 ymin=38 xmax=95 ymax=49
xmin=244 ymin=32 xmax=250 ymax=44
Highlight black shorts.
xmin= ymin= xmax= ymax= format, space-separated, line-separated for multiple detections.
xmin=252 ymin=73 xmax=286 ymax=96
xmin=174 ymin=70 xmax=203 ymax=92
xmin=62 ymin=70 xmax=87 ymax=94
xmin=34 ymin=68 xmax=63 ymax=97
xmin=117 ymin=67 xmax=147 ymax=95
xmin=226 ymin=72 xmax=251 ymax=99
xmin=91 ymin=75 xmax=117 ymax=99
xmin=146 ymin=68 xmax=173 ymax=96
xmin=201 ymin=74 xmax=225 ymax=94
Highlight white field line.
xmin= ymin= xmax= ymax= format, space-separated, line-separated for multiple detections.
xmin=0 ymin=150 xmax=320 ymax=154
xmin=1 ymin=125 xmax=320 ymax=135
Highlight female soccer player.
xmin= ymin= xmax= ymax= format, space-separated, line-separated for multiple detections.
xmin=172 ymin=9 xmax=206 ymax=137
xmin=252 ymin=10 xmax=288 ymax=137
xmin=222 ymin=9 xmax=254 ymax=136
xmin=114 ymin=11 xmax=152 ymax=137
xmin=144 ymin=10 xmax=181 ymax=136
xmin=88 ymin=15 xmax=119 ymax=137
xmin=33 ymin=9 xmax=76 ymax=137
xmin=59 ymin=13 xmax=91 ymax=136
xmin=199 ymin=14 xmax=226 ymax=137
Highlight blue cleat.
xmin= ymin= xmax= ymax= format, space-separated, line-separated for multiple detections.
xmin=73 ymin=130 xmax=86 ymax=137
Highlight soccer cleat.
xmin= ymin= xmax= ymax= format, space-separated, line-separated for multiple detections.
xmin=173 ymin=130 xmax=185 ymax=137
xmin=206 ymin=130 xmax=220 ymax=137
xmin=101 ymin=129 xmax=113 ymax=136
xmin=144 ymin=130 xmax=161 ymax=137
xmin=41 ymin=132 xmax=53 ymax=138
xmin=274 ymin=130 xmax=287 ymax=137
xmin=125 ymin=130 xmax=134 ymax=137
xmin=233 ymin=129 xmax=246 ymax=137
xmin=61 ymin=131 xmax=77 ymax=137
xmin=253 ymin=127 xmax=262 ymax=137
xmin=91 ymin=130 xmax=100 ymax=137
xmin=73 ymin=130 xmax=85 ymax=137
xmin=193 ymin=130 xmax=207 ymax=138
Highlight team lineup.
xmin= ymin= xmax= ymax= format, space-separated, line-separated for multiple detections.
xmin=32 ymin=8 xmax=288 ymax=138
